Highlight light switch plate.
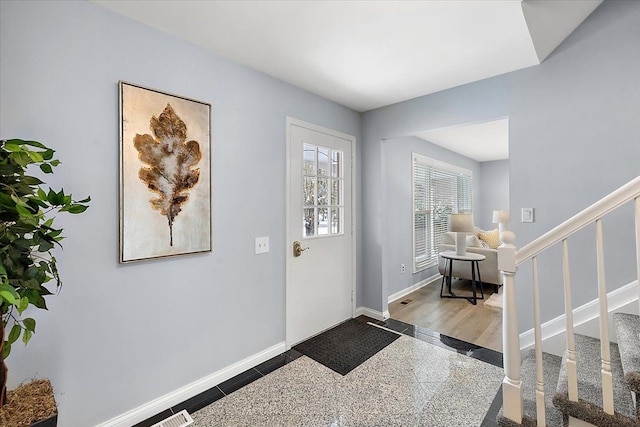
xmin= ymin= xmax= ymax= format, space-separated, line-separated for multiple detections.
xmin=255 ymin=236 xmax=269 ymax=254
xmin=522 ymin=208 xmax=534 ymax=223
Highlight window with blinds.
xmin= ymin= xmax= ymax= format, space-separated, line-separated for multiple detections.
xmin=412 ymin=153 xmax=472 ymax=272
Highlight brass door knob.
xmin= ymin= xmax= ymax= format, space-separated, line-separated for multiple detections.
xmin=293 ymin=241 xmax=309 ymax=257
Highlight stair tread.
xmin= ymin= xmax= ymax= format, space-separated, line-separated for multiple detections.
xmin=613 ymin=312 xmax=640 ymax=394
xmin=554 ymin=333 xmax=637 ymax=426
xmin=497 ymin=349 xmax=564 ymax=427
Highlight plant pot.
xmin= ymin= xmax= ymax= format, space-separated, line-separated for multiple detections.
xmin=30 ymin=413 xmax=57 ymax=427
xmin=0 ymin=379 xmax=57 ymax=427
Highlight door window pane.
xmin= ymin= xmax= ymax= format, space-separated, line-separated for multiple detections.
xmin=318 ymin=208 xmax=329 ymax=235
xmin=304 ymin=208 xmax=315 ymax=237
xmin=304 ymin=177 xmax=316 ymax=205
xmin=302 ymin=144 xmax=344 ymax=238
xmin=317 ymin=178 xmax=328 ymax=206
xmin=331 ymin=179 xmax=340 ymax=205
xmin=331 ymin=151 xmax=341 ymax=177
xmin=318 ymin=147 xmax=330 ymax=176
xmin=303 ymin=144 xmax=316 ymax=175
xmin=331 ymin=207 xmax=341 ymax=234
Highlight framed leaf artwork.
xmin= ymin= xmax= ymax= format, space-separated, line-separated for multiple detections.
xmin=119 ymin=81 xmax=212 ymax=262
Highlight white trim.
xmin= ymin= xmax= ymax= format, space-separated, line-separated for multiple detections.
xmin=285 ymin=117 xmax=357 ymax=350
xmin=96 ymin=342 xmax=286 ymax=427
xmin=383 ymin=310 xmax=390 ymax=319
xmin=412 ymin=152 xmax=473 ymax=176
xmin=387 ymin=274 xmax=441 ymax=304
xmin=355 ymin=306 xmax=387 ymax=321
xmin=519 ymin=280 xmax=639 ymax=349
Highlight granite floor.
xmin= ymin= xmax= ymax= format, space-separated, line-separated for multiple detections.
xmin=190 ymin=324 xmax=504 ymax=427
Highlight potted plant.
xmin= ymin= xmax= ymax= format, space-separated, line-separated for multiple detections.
xmin=0 ymin=139 xmax=89 ymax=426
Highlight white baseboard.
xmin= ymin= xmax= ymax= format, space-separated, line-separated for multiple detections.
xmin=355 ymin=306 xmax=387 ymax=321
xmin=520 ymin=280 xmax=638 ymax=350
xmin=96 ymin=341 xmax=286 ymax=427
xmin=387 ymin=274 xmax=441 ymax=304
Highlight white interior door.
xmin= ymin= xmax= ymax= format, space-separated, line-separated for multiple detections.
xmin=286 ymin=118 xmax=354 ymax=347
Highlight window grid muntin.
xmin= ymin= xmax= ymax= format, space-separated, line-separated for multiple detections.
xmin=303 ymin=144 xmax=344 ymax=238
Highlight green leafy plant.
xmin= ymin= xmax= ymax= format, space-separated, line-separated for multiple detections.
xmin=0 ymin=139 xmax=90 ymax=406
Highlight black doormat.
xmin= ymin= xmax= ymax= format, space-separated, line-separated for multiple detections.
xmin=293 ymin=319 xmax=401 ymax=375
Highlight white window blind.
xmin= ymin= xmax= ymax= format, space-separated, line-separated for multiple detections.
xmin=412 ymin=154 xmax=472 ymax=272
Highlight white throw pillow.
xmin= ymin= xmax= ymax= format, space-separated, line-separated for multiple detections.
xmin=466 ymin=235 xmax=483 ymax=248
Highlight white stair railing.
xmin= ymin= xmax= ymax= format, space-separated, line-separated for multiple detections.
xmin=500 ymin=175 xmax=640 ymax=424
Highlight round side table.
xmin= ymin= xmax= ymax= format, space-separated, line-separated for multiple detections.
xmin=439 ymin=251 xmax=486 ymax=305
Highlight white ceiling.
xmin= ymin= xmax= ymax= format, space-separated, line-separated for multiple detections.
xmin=415 ymin=119 xmax=509 ymax=162
xmin=92 ymin=0 xmax=601 ymax=162
xmin=92 ymin=0 xmax=601 ymax=113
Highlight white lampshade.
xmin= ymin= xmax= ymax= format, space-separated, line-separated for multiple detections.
xmin=449 ymin=214 xmax=474 ymax=233
xmin=449 ymin=214 xmax=473 ymax=256
xmin=492 ymin=210 xmax=510 ymax=224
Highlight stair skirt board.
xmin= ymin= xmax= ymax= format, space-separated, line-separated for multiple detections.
xmin=553 ymin=334 xmax=637 ymax=427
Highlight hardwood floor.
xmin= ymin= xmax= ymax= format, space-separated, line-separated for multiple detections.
xmin=388 ymin=278 xmax=503 ymax=352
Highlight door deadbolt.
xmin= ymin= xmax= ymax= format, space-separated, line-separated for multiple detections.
xmin=293 ymin=241 xmax=309 ymax=257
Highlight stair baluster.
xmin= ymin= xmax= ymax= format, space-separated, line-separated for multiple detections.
xmin=532 ymin=256 xmax=546 ymax=426
xmin=595 ymin=218 xmax=615 ymax=415
xmin=562 ymin=238 xmax=579 ymax=403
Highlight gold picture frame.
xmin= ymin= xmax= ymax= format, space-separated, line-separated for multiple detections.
xmin=119 ymin=81 xmax=212 ymax=263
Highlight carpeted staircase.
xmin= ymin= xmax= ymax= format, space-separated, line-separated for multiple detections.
xmin=497 ymin=313 xmax=640 ymax=427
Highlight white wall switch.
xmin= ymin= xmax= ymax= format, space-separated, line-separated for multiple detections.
xmin=255 ymin=236 xmax=269 ymax=254
xmin=522 ymin=208 xmax=534 ymax=223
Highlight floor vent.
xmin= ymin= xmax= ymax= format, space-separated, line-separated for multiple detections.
xmin=150 ymin=410 xmax=193 ymax=427
xmin=400 ymin=299 xmax=413 ymax=305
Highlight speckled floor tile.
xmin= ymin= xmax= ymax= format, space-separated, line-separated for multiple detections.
xmin=192 ymin=334 xmax=503 ymax=427
xmin=193 ymin=413 xmax=342 ymax=427
xmin=339 ymin=412 xmax=419 ymax=426
xmin=264 ymin=355 xmax=342 ymax=383
xmin=413 ymin=349 xmax=503 ymax=385
xmin=418 ymin=385 xmax=500 ymax=427
xmin=340 ymin=380 xmax=429 ymax=413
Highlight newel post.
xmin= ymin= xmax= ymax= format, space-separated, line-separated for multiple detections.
xmin=498 ymin=230 xmax=522 ymax=423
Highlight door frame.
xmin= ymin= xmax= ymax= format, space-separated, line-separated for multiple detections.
xmin=285 ymin=116 xmax=357 ymax=349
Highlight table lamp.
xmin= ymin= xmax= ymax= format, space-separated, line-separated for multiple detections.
xmin=492 ymin=210 xmax=510 ymax=233
xmin=449 ymin=213 xmax=474 ymax=256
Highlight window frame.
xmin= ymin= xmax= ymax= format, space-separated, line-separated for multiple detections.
xmin=412 ymin=153 xmax=472 ymax=273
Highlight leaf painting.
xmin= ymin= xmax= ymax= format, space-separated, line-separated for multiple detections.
xmin=134 ymin=104 xmax=202 ymax=246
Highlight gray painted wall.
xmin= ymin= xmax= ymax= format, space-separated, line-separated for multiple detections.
xmin=383 ymin=136 xmax=481 ymax=298
xmin=0 ymin=1 xmax=361 ymax=425
xmin=362 ymin=0 xmax=640 ymax=329
xmin=2 ymin=0 xmax=638 ymax=424
xmin=479 ymin=160 xmax=510 ymax=230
